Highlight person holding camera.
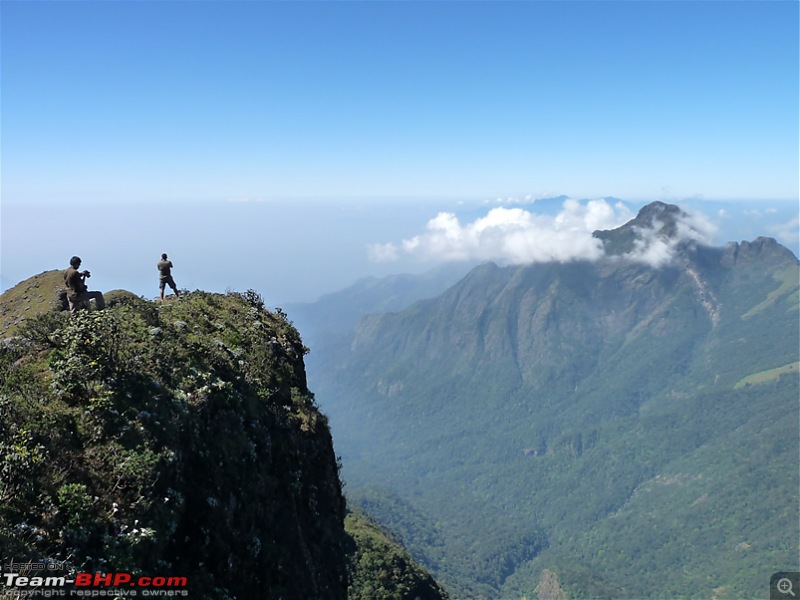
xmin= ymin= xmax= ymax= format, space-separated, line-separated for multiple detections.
xmin=64 ymin=256 xmax=106 ymax=313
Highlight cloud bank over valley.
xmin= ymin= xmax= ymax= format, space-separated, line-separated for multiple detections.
xmin=369 ymin=198 xmax=719 ymax=268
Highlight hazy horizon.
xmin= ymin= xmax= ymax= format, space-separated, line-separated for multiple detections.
xmin=2 ymin=196 xmax=797 ymax=306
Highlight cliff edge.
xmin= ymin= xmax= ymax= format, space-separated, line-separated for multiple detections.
xmin=0 ymin=281 xmax=448 ymax=599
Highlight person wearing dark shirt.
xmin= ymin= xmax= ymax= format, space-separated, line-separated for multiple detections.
xmin=157 ymin=253 xmax=180 ymax=300
xmin=64 ymin=256 xmax=105 ymax=313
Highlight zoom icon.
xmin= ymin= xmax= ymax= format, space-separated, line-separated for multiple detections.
xmin=771 ymin=572 xmax=800 ymax=599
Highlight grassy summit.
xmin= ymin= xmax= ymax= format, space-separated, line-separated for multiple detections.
xmin=0 ymin=270 xmax=66 ymax=337
xmin=0 ymin=276 xmax=448 ymax=599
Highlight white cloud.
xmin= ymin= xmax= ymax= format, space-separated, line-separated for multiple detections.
xmin=369 ymin=198 xmax=634 ymax=265
xmin=369 ymin=199 xmax=720 ymax=269
xmin=629 ymin=234 xmax=675 ymax=268
xmin=367 ymin=242 xmax=401 ymax=263
xmin=682 ymin=209 xmax=718 ymax=241
xmin=625 ymin=207 xmax=718 ymax=267
xmin=768 ymin=215 xmax=800 ymax=247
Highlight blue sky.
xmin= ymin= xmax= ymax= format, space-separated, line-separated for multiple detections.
xmin=1 ymin=1 xmax=798 ymax=303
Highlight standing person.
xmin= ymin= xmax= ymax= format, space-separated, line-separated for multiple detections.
xmin=64 ymin=256 xmax=106 ymax=313
xmin=157 ymin=253 xmax=180 ymax=300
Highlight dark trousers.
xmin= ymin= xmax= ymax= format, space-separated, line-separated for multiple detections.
xmin=69 ymin=291 xmax=105 ymax=313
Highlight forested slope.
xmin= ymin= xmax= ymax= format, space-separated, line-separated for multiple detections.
xmin=310 ymin=205 xmax=800 ymax=598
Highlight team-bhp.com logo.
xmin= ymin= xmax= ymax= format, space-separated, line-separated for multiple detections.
xmin=1 ymin=560 xmax=188 ymax=597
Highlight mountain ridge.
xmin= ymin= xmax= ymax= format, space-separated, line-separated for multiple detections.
xmin=306 ymin=203 xmax=799 ymax=598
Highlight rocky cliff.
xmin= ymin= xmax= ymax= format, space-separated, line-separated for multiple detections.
xmin=0 ymin=282 xmax=448 ymax=599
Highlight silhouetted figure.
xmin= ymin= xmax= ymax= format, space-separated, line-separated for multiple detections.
xmin=157 ymin=253 xmax=180 ymax=300
xmin=64 ymin=256 xmax=105 ymax=313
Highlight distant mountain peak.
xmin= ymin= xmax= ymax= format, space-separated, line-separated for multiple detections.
xmin=633 ymin=200 xmax=684 ymax=226
xmin=722 ymin=235 xmax=799 ymax=267
xmin=592 ymin=201 xmax=691 ymax=258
